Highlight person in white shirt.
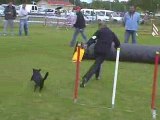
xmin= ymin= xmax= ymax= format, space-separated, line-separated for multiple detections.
xmin=66 ymin=11 xmax=76 ymax=26
xmin=19 ymin=3 xmax=28 ymax=36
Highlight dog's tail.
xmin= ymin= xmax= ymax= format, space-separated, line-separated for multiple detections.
xmin=43 ymin=72 xmax=49 ymax=81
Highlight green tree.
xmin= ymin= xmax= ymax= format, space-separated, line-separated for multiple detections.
xmin=128 ymin=0 xmax=160 ymax=12
xmin=90 ymin=1 xmax=126 ymax=11
xmin=114 ymin=0 xmax=119 ymax=2
xmin=75 ymin=0 xmax=81 ymax=6
xmin=80 ymin=2 xmax=91 ymax=8
xmin=112 ymin=1 xmax=126 ymax=11
xmin=91 ymin=1 xmax=110 ymax=10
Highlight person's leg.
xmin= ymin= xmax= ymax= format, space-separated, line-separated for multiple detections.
xmin=124 ymin=30 xmax=130 ymax=43
xmin=131 ymin=31 xmax=137 ymax=44
xmin=95 ymin=64 xmax=102 ymax=80
xmin=79 ymin=29 xmax=87 ymax=43
xmin=9 ymin=20 xmax=14 ymax=35
xmin=24 ymin=19 xmax=28 ymax=36
xmin=19 ymin=19 xmax=24 ymax=36
xmin=70 ymin=28 xmax=79 ymax=47
xmin=81 ymin=55 xmax=105 ymax=87
xmin=3 ymin=20 xmax=8 ymax=35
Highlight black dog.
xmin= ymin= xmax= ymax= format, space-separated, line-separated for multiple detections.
xmin=31 ymin=69 xmax=49 ymax=92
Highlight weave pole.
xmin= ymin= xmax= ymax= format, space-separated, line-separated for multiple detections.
xmin=111 ymin=48 xmax=120 ymax=108
xmin=151 ymin=51 xmax=159 ymax=119
xmin=73 ymin=43 xmax=81 ymax=103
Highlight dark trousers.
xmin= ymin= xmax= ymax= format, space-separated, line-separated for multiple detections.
xmin=83 ymin=54 xmax=105 ymax=83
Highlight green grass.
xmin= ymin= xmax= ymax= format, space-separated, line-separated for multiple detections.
xmin=0 ymin=23 xmax=160 ymax=120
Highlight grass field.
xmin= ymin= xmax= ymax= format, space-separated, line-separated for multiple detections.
xmin=0 ymin=22 xmax=160 ymax=120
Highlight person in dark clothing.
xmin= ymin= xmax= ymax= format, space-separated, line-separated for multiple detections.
xmin=80 ymin=21 xmax=120 ymax=88
xmin=3 ymin=1 xmax=17 ymax=35
xmin=70 ymin=6 xmax=87 ymax=47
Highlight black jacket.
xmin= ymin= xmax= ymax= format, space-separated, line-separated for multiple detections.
xmin=4 ymin=5 xmax=17 ymax=20
xmin=87 ymin=27 xmax=120 ymax=55
xmin=74 ymin=12 xmax=86 ymax=29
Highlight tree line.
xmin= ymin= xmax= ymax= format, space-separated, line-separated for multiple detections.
xmin=128 ymin=0 xmax=160 ymax=12
xmin=75 ymin=0 xmax=160 ymax=12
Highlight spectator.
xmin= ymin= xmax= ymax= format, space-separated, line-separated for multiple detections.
xmin=123 ymin=5 xmax=140 ymax=44
xmin=70 ymin=6 xmax=87 ymax=47
xmin=143 ymin=13 xmax=149 ymax=22
xmin=19 ymin=3 xmax=28 ymax=36
xmin=66 ymin=9 xmax=76 ymax=26
xmin=3 ymin=1 xmax=16 ymax=36
xmin=80 ymin=21 xmax=120 ymax=88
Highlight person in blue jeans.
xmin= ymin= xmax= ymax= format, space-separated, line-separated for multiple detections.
xmin=19 ymin=3 xmax=28 ymax=36
xmin=70 ymin=6 xmax=87 ymax=47
xmin=123 ymin=5 xmax=140 ymax=44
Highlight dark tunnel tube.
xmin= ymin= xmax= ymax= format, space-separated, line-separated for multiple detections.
xmin=83 ymin=43 xmax=160 ymax=64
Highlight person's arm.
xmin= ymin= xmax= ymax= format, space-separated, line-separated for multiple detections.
xmin=123 ymin=12 xmax=127 ymax=26
xmin=13 ymin=6 xmax=17 ymax=19
xmin=4 ymin=7 xmax=8 ymax=15
xmin=137 ymin=13 xmax=140 ymax=24
xmin=18 ymin=9 xmax=22 ymax=17
xmin=73 ymin=14 xmax=77 ymax=25
xmin=87 ymin=30 xmax=100 ymax=47
xmin=112 ymin=32 xmax=120 ymax=49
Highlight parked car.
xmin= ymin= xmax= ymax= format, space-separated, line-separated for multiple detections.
xmin=15 ymin=5 xmax=20 ymax=15
xmin=81 ymin=8 xmax=96 ymax=21
xmin=0 ymin=4 xmax=8 ymax=9
xmin=84 ymin=15 xmax=92 ymax=23
xmin=0 ymin=5 xmax=5 ymax=16
xmin=110 ymin=12 xmax=123 ymax=23
xmin=81 ymin=9 xmax=95 ymax=16
xmin=19 ymin=4 xmax=38 ymax=14
xmin=83 ymin=14 xmax=96 ymax=22
xmin=94 ymin=10 xmax=113 ymax=21
xmin=38 ymin=8 xmax=56 ymax=16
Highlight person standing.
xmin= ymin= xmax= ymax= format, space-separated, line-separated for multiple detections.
xmin=80 ymin=22 xmax=120 ymax=88
xmin=70 ymin=6 xmax=87 ymax=47
xmin=19 ymin=3 xmax=28 ymax=36
xmin=66 ymin=9 xmax=76 ymax=27
xmin=123 ymin=5 xmax=140 ymax=44
xmin=3 ymin=1 xmax=17 ymax=35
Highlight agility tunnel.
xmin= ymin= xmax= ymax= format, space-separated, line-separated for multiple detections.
xmin=83 ymin=43 xmax=160 ymax=64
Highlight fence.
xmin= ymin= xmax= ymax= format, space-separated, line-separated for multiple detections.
xmin=0 ymin=15 xmax=68 ymax=28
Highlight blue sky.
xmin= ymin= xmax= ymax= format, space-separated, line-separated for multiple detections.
xmin=80 ymin=0 xmax=128 ymax=3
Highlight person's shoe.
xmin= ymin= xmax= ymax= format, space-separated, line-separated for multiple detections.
xmin=96 ymin=76 xmax=101 ymax=80
xmin=80 ymin=82 xmax=85 ymax=88
xmin=80 ymin=78 xmax=87 ymax=88
xmin=69 ymin=42 xmax=74 ymax=47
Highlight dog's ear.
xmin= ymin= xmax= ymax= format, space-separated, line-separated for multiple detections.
xmin=39 ymin=69 xmax=41 ymax=71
